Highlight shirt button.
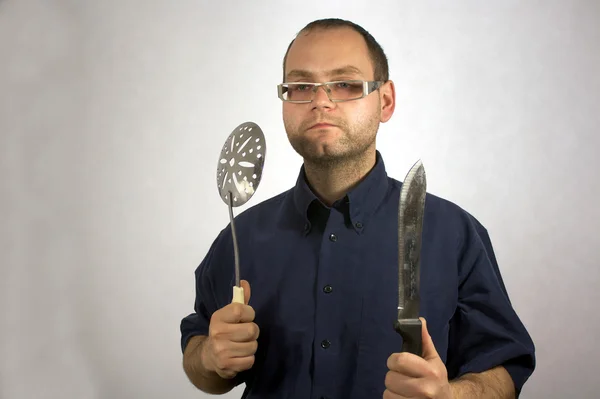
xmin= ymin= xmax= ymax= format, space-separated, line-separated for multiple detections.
xmin=355 ymin=221 xmax=363 ymax=229
xmin=329 ymin=233 xmax=337 ymax=242
xmin=323 ymin=285 xmax=333 ymax=293
xmin=321 ymin=339 xmax=331 ymax=349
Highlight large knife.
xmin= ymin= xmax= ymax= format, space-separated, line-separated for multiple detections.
xmin=394 ymin=159 xmax=427 ymax=356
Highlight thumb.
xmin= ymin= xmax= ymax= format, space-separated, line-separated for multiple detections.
xmin=420 ymin=317 xmax=439 ymax=361
xmin=241 ymin=279 xmax=251 ymax=304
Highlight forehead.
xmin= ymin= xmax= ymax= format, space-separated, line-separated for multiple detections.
xmin=284 ymin=27 xmax=374 ymax=81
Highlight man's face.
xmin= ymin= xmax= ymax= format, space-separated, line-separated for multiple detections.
xmin=282 ymin=27 xmax=394 ymax=165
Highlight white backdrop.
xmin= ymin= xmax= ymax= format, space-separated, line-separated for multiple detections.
xmin=1 ymin=1 xmax=599 ymax=398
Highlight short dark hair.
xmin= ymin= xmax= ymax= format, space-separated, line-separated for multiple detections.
xmin=282 ymin=18 xmax=389 ymax=82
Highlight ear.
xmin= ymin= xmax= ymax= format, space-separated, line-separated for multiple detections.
xmin=379 ymin=80 xmax=396 ymax=123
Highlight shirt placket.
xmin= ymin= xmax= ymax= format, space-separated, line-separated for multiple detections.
xmin=311 ymin=206 xmax=354 ymax=399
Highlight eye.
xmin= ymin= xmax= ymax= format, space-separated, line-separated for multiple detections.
xmin=288 ymin=83 xmax=311 ymax=92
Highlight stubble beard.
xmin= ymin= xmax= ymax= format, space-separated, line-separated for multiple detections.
xmin=285 ymin=114 xmax=380 ymax=168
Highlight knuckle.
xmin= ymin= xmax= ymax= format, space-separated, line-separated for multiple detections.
xmin=384 ymin=371 xmax=392 ymax=388
xmin=385 ymin=354 xmax=395 ymax=370
xmin=424 ymin=386 xmax=437 ymax=399
xmin=212 ymin=308 xmax=228 ymax=323
xmin=395 ymin=353 xmax=407 ymax=366
xmin=214 ymin=357 xmax=227 ymax=371
xmin=242 ymin=355 xmax=255 ymax=370
xmin=247 ymin=324 xmax=258 ymax=340
xmin=231 ymin=304 xmax=243 ymax=320
xmin=210 ymin=327 xmax=223 ymax=338
xmin=209 ymin=320 xmax=227 ymax=337
xmin=212 ymin=341 xmax=228 ymax=357
xmin=253 ymin=323 xmax=260 ymax=339
xmin=220 ymin=370 xmax=236 ymax=379
xmin=242 ymin=326 xmax=251 ymax=340
xmin=219 ymin=356 xmax=237 ymax=371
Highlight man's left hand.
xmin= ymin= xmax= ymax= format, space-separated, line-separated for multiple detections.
xmin=384 ymin=317 xmax=453 ymax=399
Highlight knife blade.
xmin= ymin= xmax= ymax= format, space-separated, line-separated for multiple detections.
xmin=394 ymin=159 xmax=427 ymax=356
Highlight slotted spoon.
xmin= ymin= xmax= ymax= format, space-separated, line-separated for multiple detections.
xmin=216 ymin=121 xmax=266 ymax=303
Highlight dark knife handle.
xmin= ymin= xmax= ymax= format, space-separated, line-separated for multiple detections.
xmin=394 ymin=318 xmax=422 ymax=356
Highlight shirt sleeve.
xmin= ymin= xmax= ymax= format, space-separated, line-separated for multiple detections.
xmin=445 ymin=212 xmax=536 ymax=397
xmin=179 ymin=227 xmax=250 ymax=389
xmin=180 ymin=229 xmax=228 ymax=354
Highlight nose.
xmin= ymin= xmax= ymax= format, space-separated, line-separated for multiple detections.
xmin=311 ymin=85 xmax=334 ymax=109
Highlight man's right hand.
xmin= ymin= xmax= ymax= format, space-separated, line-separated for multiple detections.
xmin=201 ymin=279 xmax=259 ymax=380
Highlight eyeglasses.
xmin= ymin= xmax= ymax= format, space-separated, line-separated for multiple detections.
xmin=277 ymin=80 xmax=384 ymax=103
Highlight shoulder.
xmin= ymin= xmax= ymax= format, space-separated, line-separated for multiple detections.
xmin=200 ymin=187 xmax=296 ymax=269
xmin=227 ymin=186 xmax=297 ymax=233
xmin=388 ymin=176 xmax=487 ymax=231
xmin=387 ymin=176 xmax=492 ymax=258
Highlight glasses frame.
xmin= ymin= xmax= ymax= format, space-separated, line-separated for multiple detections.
xmin=277 ymin=80 xmax=384 ymax=103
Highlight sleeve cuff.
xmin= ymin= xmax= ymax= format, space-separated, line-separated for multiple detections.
xmin=180 ymin=313 xmax=210 ymax=353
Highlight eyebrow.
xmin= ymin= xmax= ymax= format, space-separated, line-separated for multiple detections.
xmin=285 ymin=65 xmax=364 ymax=80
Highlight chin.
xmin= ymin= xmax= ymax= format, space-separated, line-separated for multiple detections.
xmin=290 ymin=134 xmax=356 ymax=162
xmin=302 ymin=147 xmax=353 ymax=165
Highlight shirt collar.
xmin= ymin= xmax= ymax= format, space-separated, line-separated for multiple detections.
xmin=292 ymin=150 xmax=390 ymax=234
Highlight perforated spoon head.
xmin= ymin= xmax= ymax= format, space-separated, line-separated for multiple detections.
xmin=216 ymin=121 xmax=266 ymax=207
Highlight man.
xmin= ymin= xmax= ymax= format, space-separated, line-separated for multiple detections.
xmin=180 ymin=18 xmax=535 ymax=399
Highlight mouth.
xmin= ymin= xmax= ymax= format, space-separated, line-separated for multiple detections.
xmin=309 ymin=123 xmax=336 ymax=129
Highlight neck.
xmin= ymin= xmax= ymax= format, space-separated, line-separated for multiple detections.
xmin=303 ymin=149 xmax=377 ymax=207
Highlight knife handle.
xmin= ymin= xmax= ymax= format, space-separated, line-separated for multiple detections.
xmin=232 ymin=285 xmax=244 ymax=304
xmin=394 ymin=318 xmax=422 ymax=356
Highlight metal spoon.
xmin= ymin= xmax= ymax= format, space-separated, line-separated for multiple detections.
xmin=216 ymin=121 xmax=266 ymax=303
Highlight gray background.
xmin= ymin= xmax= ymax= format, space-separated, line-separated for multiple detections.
xmin=1 ymin=1 xmax=598 ymax=398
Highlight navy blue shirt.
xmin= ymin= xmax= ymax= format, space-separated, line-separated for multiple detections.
xmin=180 ymin=151 xmax=535 ymax=399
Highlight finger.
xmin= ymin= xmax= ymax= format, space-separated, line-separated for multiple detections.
xmin=419 ymin=317 xmax=439 ymax=361
xmin=228 ymin=355 xmax=255 ymax=372
xmin=217 ymin=340 xmax=258 ymax=358
xmin=241 ymin=279 xmax=251 ymax=304
xmin=218 ymin=302 xmax=256 ymax=324
xmin=387 ymin=352 xmax=431 ymax=378
xmin=384 ymin=370 xmax=411 ymax=393
xmin=385 ymin=370 xmax=434 ymax=398
xmin=382 ymin=388 xmax=414 ymax=399
xmin=226 ymin=322 xmax=260 ymax=342
xmin=215 ymin=354 xmax=255 ymax=375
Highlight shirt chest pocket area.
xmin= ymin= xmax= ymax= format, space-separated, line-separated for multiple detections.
xmin=356 ymin=252 xmax=457 ymax=356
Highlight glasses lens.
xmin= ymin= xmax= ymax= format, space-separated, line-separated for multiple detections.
xmin=281 ymin=81 xmax=365 ymax=102
xmin=282 ymin=83 xmax=314 ymax=102
xmin=328 ymin=81 xmax=364 ymax=101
